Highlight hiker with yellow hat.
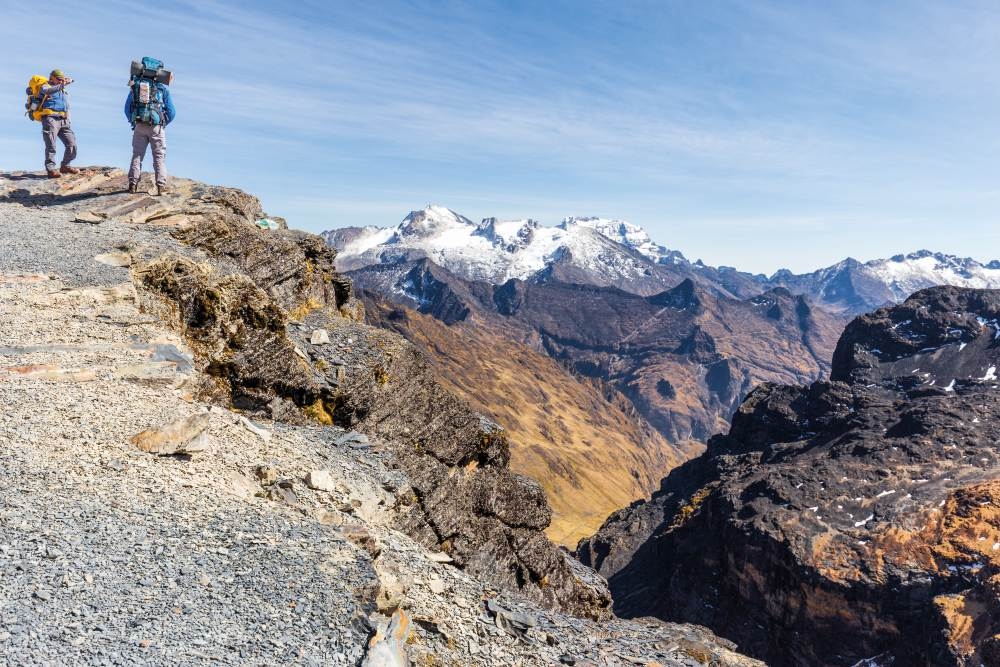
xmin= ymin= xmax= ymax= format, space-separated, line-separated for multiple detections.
xmin=35 ymin=69 xmax=79 ymax=178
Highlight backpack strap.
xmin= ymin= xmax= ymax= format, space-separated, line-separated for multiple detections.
xmin=129 ymin=79 xmax=140 ymax=128
xmin=33 ymin=93 xmax=50 ymax=121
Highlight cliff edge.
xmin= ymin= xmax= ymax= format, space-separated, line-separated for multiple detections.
xmin=0 ymin=167 xmax=759 ymax=666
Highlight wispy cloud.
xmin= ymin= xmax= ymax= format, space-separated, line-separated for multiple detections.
xmin=0 ymin=1 xmax=997 ymax=273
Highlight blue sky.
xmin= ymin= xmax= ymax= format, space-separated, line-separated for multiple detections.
xmin=1 ymin=0 xmax=997 ymax=273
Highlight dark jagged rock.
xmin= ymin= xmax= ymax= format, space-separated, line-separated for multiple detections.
xmin=137 ymin=255 xmax=327 ymax=413
xmin=648 ymin=278 xmax=701 ymax=311
xmin=292 ymin=316 xmax=612 ymax=616
xmin=832 ymin=286 xmax=1000 ymax=387
xmin=579 ymin=287 xmax=1000 ymax=666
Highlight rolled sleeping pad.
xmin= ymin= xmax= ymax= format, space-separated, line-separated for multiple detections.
xmin=130 ymin=60 xmax=143 ymax=77
xmin=141 ymin=56 xmax=164 ymax=71
xmin=154 ymin=69 xmax=173 ymax=85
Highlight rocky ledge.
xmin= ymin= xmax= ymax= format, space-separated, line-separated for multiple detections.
xmin=0 ymin=168 xmax=759 ymax=665
xmin=579 ymin=286 xmax=1000 ymax=666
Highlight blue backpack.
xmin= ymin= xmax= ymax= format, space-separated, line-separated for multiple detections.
xmin=129 ymin=57 xmax=171 ymax=127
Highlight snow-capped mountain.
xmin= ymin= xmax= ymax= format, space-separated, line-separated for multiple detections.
xmin=325 ymin=205 xmax=705 ymax=296
xmin=771 ymin=250 xmax=1000 ymax=314
xmin=869 ymin=250 xmax=1000 ymax=298
xmin=562 ymin=216 xmax=687 ymax=266
xmin=324 ymin=206 xmax=1000 ymax=314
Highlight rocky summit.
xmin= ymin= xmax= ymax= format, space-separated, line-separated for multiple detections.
xmin=0 ymin=168 xmax=760 ymax=666
xmin=579 ymin=286 xmax=1000 ymax=666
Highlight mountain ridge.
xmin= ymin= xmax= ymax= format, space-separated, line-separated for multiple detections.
xmin=344 ymin=256 xmax=845 ymax=541
xmin=578 ymin=285 xmax=1000 ymax=665
xmin=325 ymin=206 xmax=1000 ymax=316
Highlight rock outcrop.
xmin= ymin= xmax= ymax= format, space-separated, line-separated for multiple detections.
xmin=0 ymin=168 xmax=618 ymax=621
xmin=579 ymin=286 xmax=1000 ymax=665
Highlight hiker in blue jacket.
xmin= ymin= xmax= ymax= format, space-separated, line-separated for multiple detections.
xmin=124 ymin=75 xmax=176 ymax=195
xmin=40 ymin=69 xmax=79 ymax=178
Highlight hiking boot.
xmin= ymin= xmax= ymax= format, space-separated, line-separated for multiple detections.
xmin=127 ymin=181 xmax=139 ymax=194
xmin=46 ymin=170 xmax=61 ymax=179
xmin=60 ymin=165 xmax=80 ymax=175
xmin=156 ymin=185 xmax=171 ymax=197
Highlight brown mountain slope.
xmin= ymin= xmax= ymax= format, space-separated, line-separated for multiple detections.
xmin=365 ymin=295 xmax=690 ymax=545
xmin=350 ymin=260 xmax=848 ymax=447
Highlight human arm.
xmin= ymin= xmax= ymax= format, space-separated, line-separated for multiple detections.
xmin=161 ymin=86 xmax=176 ymax=125
xmin=40 ymin=81 xmax=70 ymax=95
xmin=124 ymin=91 xmax=134 ymax=123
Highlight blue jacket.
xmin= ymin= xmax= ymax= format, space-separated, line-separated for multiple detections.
xmin=124 ymin=83 xmax=176 ymax=125
xmin=40 ymin=82 xmax=69 ymax=114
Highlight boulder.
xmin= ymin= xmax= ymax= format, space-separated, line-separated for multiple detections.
xmin=130 ymin=413 xmax=212 ymax=456
xmin=305 ymin=470 xmax=336 ymax=492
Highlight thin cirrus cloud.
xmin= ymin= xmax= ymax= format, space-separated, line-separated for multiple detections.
xmin=0 ymin=0 xmax=997 ymax=273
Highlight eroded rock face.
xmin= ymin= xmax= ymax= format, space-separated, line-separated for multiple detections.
xmin=291 ymin=316 xmax=613 ymax=617
xmin=55 ymin=168 xmax=618 ymax=618
xmin=172 ymin=212 xmax=352 ymax=317
xmin=138 ymin=255 xmax=329 ymax=413
xmin=579 ymin=287 xmax=1000 ymax=665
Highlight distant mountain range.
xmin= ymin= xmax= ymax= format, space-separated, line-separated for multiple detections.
xmin=323 ymin=206 xmax=999 ymax=543
xmin=325 ymin=205 xmax=1000 ymax=315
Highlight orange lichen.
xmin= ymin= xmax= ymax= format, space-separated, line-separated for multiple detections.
xmin=302 ymin=399 xmax=333 ymax=425
xmin=671 ymin=486 xmax=713 ymax=529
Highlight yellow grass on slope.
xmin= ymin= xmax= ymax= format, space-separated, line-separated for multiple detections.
xmin=368 ymin=303 xmax=691 ymax=545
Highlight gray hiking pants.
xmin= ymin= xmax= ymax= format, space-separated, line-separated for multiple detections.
xmin=41 ymin=116 xmax=77 ymax=172
xmin=129 ymin=123 xmax=167 ymax=187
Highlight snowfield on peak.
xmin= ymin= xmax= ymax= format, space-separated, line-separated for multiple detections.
xmin=325 ymin=207 xmax=1000 ymax=313
xmin=564 ymin=216 xmax=687 ymax=265
xmin=866 ymin=251 xmax=1000 ymax=301
xmin=326 ymin=206 xmax=677 ymax=286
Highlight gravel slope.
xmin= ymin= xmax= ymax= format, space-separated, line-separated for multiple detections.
xmin=0 ymin=168 xmax=762 ymax=666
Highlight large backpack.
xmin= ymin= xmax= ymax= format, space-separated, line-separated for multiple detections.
xmin=129 ymin=57 xmax=172 ymax=127
xmin=24 ymin=74 xmax=50 ymax=121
